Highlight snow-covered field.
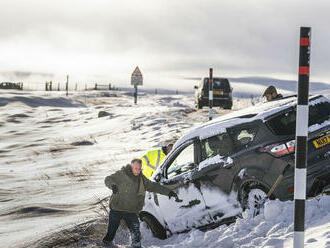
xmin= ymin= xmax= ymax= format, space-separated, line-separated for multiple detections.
xmin=0 ymin=88 xmax=329 ymax=248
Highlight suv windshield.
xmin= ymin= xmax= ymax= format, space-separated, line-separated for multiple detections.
xmin=203 ymin=78 xmax=230 ymax=91
xmin=266 ymin=101 xmax=330 ymax=136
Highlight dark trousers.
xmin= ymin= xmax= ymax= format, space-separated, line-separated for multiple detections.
xmin=103 ymin=209 xmax=141 ymax=247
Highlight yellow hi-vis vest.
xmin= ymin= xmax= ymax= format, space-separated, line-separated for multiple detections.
xmin=141 ymin=149 xmax=166 ymax=179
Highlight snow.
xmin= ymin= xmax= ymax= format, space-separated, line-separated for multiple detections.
xmin=0 ymin=89 xmax=329 ymax=248
xmin=174 ymin=97 xmax=296 ymax=148
xmin=263 ymin=200 xmax=282 ymax=220
xmin=0 ymin=90 xmax=203 ymax=247
xmin=198 ymin=154 xmax=223 ymax=170
xmin=309 ymin=119 xmax=330 ymax=132
xmin=309 ymin=95 xmax=329 ymax=106
xmin=238 ymin=168 xmax=246 ymax=179
xmin=223 ymin=156 xmax=233 ymax=168
xmin=141 ymin=196 xmax=330 ymax=248
xmin=197 ymin=155 xmax=233 ymax=171
xmin=174 ymin=94 xmax=330 ymax=149
xmin=199 ymin=126 xmax=227 ymax=140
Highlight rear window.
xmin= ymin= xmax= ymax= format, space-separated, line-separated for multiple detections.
xmin=203 ymin=78 xmax=230 ymax=91
xmin=266 ymin=101 xmax=330 ymax=136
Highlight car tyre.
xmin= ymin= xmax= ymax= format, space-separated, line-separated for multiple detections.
xmin=239 ymin=183 xmax=268 ymax=215
xmin=223 ymin=103 xmax=232 ymax=110
xmin=197 ymin=100 xmax=203 ymax=109
xmin=141 ymin=214 xmax=167 ymax=240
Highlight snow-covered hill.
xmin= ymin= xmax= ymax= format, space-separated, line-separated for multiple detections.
xmin=0 ymin=89 xmax=329 ymax=248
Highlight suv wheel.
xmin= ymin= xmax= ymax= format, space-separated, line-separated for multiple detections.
xmin=141 ymin=215 xmax=167 ymax=240
xmin=239 ymin=184 xmax=268 ymax=215
xmin=246 ymin=188 xmax=267 ymax=213
xmin=223 ymin=103 xmax=232 ymax=110
xmin=197 ymin=100 xmax=203 ymax=109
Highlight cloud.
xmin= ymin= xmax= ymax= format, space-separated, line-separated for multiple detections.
xmin=0 ymin=0 xmax=329 ymax=88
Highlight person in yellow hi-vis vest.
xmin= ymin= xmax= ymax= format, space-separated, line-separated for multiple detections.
xmin=141 ymin=144 xmax=173 ymax=179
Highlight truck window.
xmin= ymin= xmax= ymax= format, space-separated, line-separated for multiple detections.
xmin=203 ymin=78 xmax=230 ymax=91
xmin=213 ymin=79 xmax=230 ymax=91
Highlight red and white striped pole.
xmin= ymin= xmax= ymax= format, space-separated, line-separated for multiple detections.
xmin=209 ymin=68 xmax=213 ymax=121
xmin=294 ymin=26 xmax=311 ymax=248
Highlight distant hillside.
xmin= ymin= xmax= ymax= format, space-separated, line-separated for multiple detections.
xmin=229 ymin=76 xmax=329 ymax=91
xmin=228 ymin=76 xmax=329 ymax=98
xmin=183 ymin=76 xmax=329 ymax=98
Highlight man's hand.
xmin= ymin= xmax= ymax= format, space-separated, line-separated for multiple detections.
xmin=168 ymin=191 xmax=182 ymax=202
xmin=111 ymin=184 xmax=118 ymax=194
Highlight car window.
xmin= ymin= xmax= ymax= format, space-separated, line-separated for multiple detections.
xmin=167 ymin=143 xmax=195 ymax=179
xmin=266 ymin=101 xmax=330 ymax=136
xmin=266 ymin=110 xmax=296 ymax=135
xmin=309 ymin=101 xmax=330 ymax=126
xmin=213 ymin=79 xmax=230 ymax=91
xmin=203 ymin=78 xmax=230 ymax=91
xmin=201 ymin=133 xmax=234 ymax=160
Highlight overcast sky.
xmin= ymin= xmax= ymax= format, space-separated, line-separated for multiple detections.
xmin=0 ymin=0 xmax=330 ymax=89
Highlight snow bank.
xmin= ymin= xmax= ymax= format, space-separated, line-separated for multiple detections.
xmin=141 ymin=196 xmax=330 ymax=248
xmin=2 ymin=89 xmax=329 ymax=248
xmin=0 ymin=93 xmax=86 ymax=108
xmin=0 ymin=91 xmax=202 ymax=248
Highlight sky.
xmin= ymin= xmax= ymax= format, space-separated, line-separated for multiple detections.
xmin=1 ymin=0 xmax=330 ymax=90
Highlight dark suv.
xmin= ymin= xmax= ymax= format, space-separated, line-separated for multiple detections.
xmin=140 ymin=95 xmax=330 ymax=239
xmin=194 ymin=77 xmax=233 ymax=109
xmin=0 ymin=82 xmax=23 ymax=90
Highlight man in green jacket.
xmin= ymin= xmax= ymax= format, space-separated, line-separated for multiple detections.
xmin=103 ymin=158 xmax=178 ymax=247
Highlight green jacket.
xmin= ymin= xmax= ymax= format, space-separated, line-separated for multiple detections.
xmin=105 ymin=164 xmax=171 ymax=213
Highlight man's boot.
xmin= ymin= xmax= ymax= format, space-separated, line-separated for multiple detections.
xmin=102 ymin=238 xmax=114 ymax=247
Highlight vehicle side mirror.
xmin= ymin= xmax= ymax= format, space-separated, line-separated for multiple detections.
xmin=194 ymin=85 xmax=198 ymax=89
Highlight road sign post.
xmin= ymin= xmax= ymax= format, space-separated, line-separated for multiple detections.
xmin=293 ymin=26 xmax=311 ymax=248
xmin=134 ymin=84 xmax=138 ymax=104
xmin=131 ymin=66 xmax=143 ymax=104
xmin=209 ymin=68 xmax=213 ymax=121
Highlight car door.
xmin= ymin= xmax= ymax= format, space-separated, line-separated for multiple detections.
xmin=194 ymin=132 xmax=243 ymax=222
xmin=154 ymin=139 xmax=213 ymax=233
